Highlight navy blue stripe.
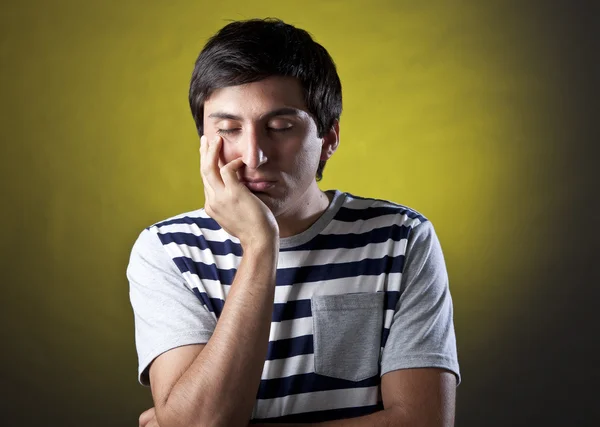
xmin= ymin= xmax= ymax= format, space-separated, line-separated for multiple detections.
xmin=190 ymin=291 xmax=399 ymax=323
xmin=344 ymin=192 xmax=427 ymax=218
xmin=157 ymin=224 xmax=409 ymax=254
xmin=276 ymin=254 xmax=406 ymax=285
xmin=281 ymin=223 xmax=411 ymax=252
xmin=173 ymin=254 xmax=405 ymax=286
xmin=191 ymin=292 xmax=313 ymax=322
xmin=381 ymin=327 xmax=390 ymax=347
xmin=157 ymin=232 xmax=243 ymax=257
xmin=380 ymin=291 xmax=399 ymax=347
xmin=172 ymin=257 xmax=237 ymax=285
xmin=266 ymin=335 xmax=313 ymax=360
xmin=335 ymin=204 xmax=426 ymax=223
xmin=257 ymin=372 xmax=380 ymax=400
xmin=191 ymin=289 xmax=224 ymax=317
xmin=153 ymin=215 xmax=221 ymax=230
xmin=272 ymin=299 xmax=312 ymax=322
xmin=250 ymin=402 xmax=383 ymax=423
xmin=385 ymin=291 xmax=400 ymax=311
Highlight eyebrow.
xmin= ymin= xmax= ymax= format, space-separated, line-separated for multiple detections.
xmin=208 ymin=107 xmax=303 ymax=121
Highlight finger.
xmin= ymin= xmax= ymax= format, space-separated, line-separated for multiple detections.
xmin=213 ymin=138 xmax=226 ymax=169
xmin=199 ymin=135 xmax=216 ymax=200
xmin=138 ymin=407 xmax=155 ymax=427
xmin=220 ymin=157 xmax=246 ymax=187
xmin=146 ymin=417 xmax=160 ymax=427
xmin=202 ymin=135 xmax=225 ymax=193
xmin=199 ymin=135 xmax=211 ymax=177
xmin=200 ymin=134 xmax=207 ymax=156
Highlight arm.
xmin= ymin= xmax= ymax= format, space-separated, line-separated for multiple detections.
xmin=143 ymin=135 xmax=281 ymax=427
xmin=253 ymin=219 xmax=459 ymax=427
xmin=151 ymin=240 xmax=278 ymax=427
xmin=140 ymin=367 xmax=454 ymax=427
xmin=251 ymin=368 xmax=455 ymax=427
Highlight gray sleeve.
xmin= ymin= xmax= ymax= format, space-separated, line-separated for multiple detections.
xmin=380 ymin=220 xmax=460 ymax=384
xmin=126 ymin=228 xmax=217 ymax=387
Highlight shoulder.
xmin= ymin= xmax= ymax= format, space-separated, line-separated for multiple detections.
xmin=146 ymin=207 xmax=213 ymax=233
xmin=135 ymin=207 xmax=229 ymax=245
xmin=335 ymin=191 xmax=429 ymax=230
xmin=129 ymin=207 xmax=218 ymax=258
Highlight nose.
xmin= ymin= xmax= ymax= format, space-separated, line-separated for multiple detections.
xmin=240 ymin=128 xmax=268 ymax=169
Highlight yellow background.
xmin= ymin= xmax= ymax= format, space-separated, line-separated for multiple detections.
xmin=1 ymin=1 xmax=597 ymax=425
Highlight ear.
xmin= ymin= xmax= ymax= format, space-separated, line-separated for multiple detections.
xmin=320 ymin=120 xmax=340 ymax=161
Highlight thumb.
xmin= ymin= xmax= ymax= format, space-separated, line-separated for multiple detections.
xmin=220 ymin=157 xmax=245 ymax=187
xmin=139 ymin=407 xmax=155 ymax=427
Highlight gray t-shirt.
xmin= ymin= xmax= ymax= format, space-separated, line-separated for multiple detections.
xmin=127 ymin=190 xmax=460 ymax=423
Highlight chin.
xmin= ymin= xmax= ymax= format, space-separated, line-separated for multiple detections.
xmin=253 ymin=192 xmax=285 ymax=215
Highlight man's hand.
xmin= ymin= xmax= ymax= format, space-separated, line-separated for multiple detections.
xmin=200 ymin=134 xmax=279 ymax=247
xmin=138 ymin=407 xmax=158 ymax=427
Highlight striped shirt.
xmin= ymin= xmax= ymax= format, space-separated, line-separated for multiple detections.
xmin=127 ymin=189 xmax=460 ymax=423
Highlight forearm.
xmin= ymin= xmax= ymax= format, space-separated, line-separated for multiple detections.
xmin=162 ymin=240 xmax=279 ymax=427
xmin=251 ymin=406 xmax=403 ymax=427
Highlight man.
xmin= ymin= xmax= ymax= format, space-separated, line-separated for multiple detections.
xmin=127 ymin=18 xmax=460 ymax=427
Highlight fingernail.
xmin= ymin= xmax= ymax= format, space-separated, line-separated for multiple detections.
xmin=200 ymin=135 xmax=206 ymax=146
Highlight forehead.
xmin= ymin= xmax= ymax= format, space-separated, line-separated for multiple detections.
xmin=204 ymin=76 xmax=308 ymax=117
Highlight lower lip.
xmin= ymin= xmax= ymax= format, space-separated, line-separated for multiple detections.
xmin=243 ymin=181 xmax=275 ymax=191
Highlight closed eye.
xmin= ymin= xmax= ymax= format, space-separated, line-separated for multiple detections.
xmin=216 ymin=128 xmax=239 ymax=135
xmin=269 ymin=127 xmax=293 ymax=132
xmin=216 ymin=127 xmax=292 ymax=135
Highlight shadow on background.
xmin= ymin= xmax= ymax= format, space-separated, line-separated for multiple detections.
xmin=0 ymin=0 xmax=598 ymax=426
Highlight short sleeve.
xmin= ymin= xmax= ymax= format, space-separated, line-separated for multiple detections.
xmin=126 ymin=228 xmax=217 ymax=386
xmin=380 ymin=220 xmax=460 ymax=384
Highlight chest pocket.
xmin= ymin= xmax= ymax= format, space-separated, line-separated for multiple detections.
xmin=311 ymin=292 xmax=385 ymax=382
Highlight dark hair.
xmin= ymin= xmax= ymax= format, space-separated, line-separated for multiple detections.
xmin=189 ymin=18 xmax=342 ymax=181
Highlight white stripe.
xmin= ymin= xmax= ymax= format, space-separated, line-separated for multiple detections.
xmin=155 ymin=221 xmax=241 ymax=243
xmin=383 ymin=309 xmax=395 ymax=330
xmin=163 ymin=241 xmax=240 ymax=269
xmin=180 ymin=272 xmax=229 ymax=299
xmin=268 ymin=317 xmax=313 ymax=341
xmin=272 ymin=273 xmax=396 ymax=304
xmin=339 ymin=196 xmax=380 ymax=210
xmin=176 ymin=270 xmax=399 ymax=309
xmin=278 ymin=238 xmax=408 ymax=269
xmin=156 ymin=222 xmax=202 ymax=235
xmin=261 ymin=353 xmax=315 ymax=380
xmin=254 ymin=386 xmax=380 ymax=419
xmin=344 ymin=196 xmax=420 ymax=212
xmin=326 ymin=213 xmax=421 ymax=236
xmin=162 ymin=237 xmax=407 ymax=271
xmin=151 ymin=209 xmax=203 ymax=225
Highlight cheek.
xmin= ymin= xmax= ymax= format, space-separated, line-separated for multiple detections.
xmin=287 ymin=143 xmax=320 ymax=173
xmin=221 ymin=140 xmax=237 ymax=163
xmin=208 ymin=129 xmax=239 ymax=164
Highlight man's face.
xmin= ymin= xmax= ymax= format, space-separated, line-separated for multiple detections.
xmin=203 ymin=75 xmax=333 ymax=217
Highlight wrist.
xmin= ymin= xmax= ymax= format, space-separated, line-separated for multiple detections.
xmin=242 ymin=237 xmax=279 ymax=255
xmin=241 ymin=232 xmax=279 ymax=252
xmin=239 ymin=240 xmax=279 ymax=287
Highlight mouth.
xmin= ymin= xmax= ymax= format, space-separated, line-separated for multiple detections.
xmin=242 ymin=181 xmax=276 ymax=192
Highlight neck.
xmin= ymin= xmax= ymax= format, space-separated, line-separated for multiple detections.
xmin=276 ymin=183 xmax=332 ymax=238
